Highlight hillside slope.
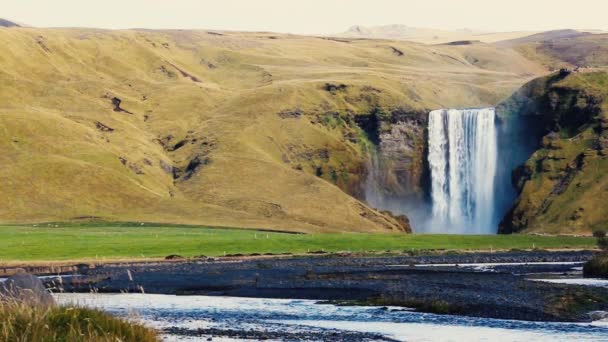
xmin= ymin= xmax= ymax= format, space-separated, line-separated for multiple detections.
xmin=506 ymin=32 xmax=608 ymax=70
xmin=0 ymin=19 xmax=20 ymax=27
xmin=0 ymin=28 xmax=547 ymax=232
xmin=498 ymin=71 xmax=608 ymax=234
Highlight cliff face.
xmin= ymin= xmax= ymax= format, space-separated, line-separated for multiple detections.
xmin=358 ymin=108 xmax=428 ymax=201
xmin=498 ymin=71 xmax=608 ymax=234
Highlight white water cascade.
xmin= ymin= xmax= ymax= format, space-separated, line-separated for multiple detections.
xmin=427 ymin=108 xmax=497 ymax=234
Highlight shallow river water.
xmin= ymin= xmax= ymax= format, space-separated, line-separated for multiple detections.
xmin=55 ymin=292 xmax=608 ymax=341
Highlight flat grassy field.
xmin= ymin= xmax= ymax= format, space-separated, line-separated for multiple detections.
xmin=0 ymin=223 xmax=596 ymax=262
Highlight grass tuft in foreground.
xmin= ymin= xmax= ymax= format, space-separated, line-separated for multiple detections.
xmin=0 ymin=301 xmax=157 ymax=342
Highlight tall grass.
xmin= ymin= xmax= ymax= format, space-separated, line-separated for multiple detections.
xmin=0 ymin=301 xmax=157 ymax=342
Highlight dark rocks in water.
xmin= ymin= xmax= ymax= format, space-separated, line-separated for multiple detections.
xmin=588 ymin=310 xmax=608 ymax=321
xmin=163 ymin=326 xmax=395 ymax=342
xmin=52 ymin=250 xmax=604 ymax=322
xmin=0 ymin=273 xmax=55 ymax=307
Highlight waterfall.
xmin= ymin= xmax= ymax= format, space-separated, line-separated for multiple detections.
xmin=427 ymin=108 xmax=497 ymax=234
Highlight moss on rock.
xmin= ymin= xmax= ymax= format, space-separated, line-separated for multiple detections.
xmin=498 ymin=71 xmax=608 ymax=235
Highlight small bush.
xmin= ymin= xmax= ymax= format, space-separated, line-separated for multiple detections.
xmin=593 ymin=230 xmax=608 ymax=251
xmin=0 ymin=302 xmax=157 ymax=341
xmin=600 ymin=239 xmax=608 ymax=251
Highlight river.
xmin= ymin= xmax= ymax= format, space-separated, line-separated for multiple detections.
xmin=55 ymin=290 xmax=608 ymax=341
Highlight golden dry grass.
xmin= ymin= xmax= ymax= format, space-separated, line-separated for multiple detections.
xmin=0 ymin=27 xmax=550 ymax=232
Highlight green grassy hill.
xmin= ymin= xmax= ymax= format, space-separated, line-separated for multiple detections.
xmin=499 ymin=71 xmax=608 ymax=234
xmin=0 ymin=27 xmax=550 ymax=233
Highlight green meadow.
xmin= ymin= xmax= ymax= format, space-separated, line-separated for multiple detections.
xmin=0 ymin=223 xmax=596 ymax=262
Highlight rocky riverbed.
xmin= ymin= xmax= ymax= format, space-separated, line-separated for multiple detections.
xmin=40 ymin=250 xmax=608 ymax=324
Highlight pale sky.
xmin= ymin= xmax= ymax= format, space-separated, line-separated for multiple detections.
xmin=3 ymin=0 xmax=608 ymax=34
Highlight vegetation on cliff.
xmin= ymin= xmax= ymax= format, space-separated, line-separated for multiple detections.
xmin=498 ymin=71 xmax=608 ymax=234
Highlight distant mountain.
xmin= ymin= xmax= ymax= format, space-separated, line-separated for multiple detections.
xmin=0 ymin=18 xmax=21 ymax=27
xmin=335 ymin=24 xmax=538 ymax=44
xmin=499 ymin=29 xmax=608 ymax=68
xmin=497 ymin=29 xmax=590 ymax=46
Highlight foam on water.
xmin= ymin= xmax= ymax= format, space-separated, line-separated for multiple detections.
xmin=55 ymin=293 xmax=608 ymax=341
xmin=531 ymin=278 xmax=608 ymax=288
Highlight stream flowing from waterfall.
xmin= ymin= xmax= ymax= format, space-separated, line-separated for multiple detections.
xmin=427 ymin=108 xmax=497 ymax=234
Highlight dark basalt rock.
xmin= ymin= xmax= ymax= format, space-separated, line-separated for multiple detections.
xmin=165 ymin=255 xmax=185 ymax=260
xmin=95 ymin=121 xmax=114 ymax=132
xmin=390 ymin=46 xmax=404 ymax=56
xmin=110 ymin=97 xmax=133 ymax=114
xmin=112 ymin=97 xmax=122 ymax=111
xmin=163 ymin=326 xmax=395 ymax=341
xmin=323 ymin=83 xmax=348 ymax=93
xmin=277 ymin=108 xmax=303 ymax=119
xmin=51 ymin=251 xmax=605 ymax=322
xmin=173 ymin=156 xmax=210 ymax=180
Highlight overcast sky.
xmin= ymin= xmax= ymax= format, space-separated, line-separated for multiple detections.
xmin=3 ymin=0 xmax=608 ymax=34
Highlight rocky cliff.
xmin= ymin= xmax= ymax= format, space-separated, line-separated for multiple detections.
xmin=356 ymin=107 xmax=429 ymax=213
xmin=498 ymin=71 xmax=608 ymax=234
